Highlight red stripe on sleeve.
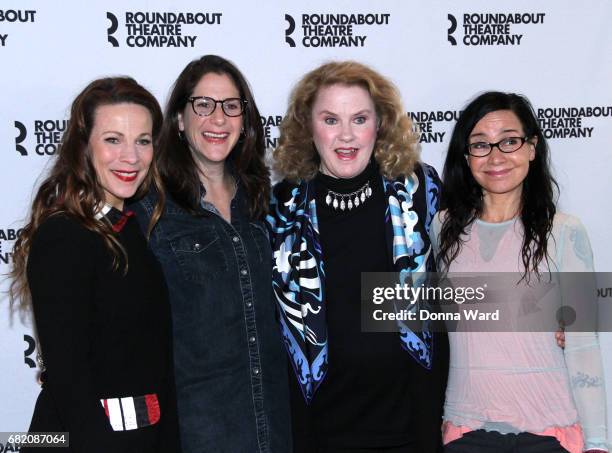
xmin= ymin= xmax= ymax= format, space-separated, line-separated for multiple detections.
xmin=144 ymin=393 xmax=160 ymax=425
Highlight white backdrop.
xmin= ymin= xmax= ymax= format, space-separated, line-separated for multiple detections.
xmin=1 ymin=0 xmax=611 ymax=444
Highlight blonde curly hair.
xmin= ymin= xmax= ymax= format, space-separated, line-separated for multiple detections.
xmin=273 ymin=61 xmax=419 ymax=182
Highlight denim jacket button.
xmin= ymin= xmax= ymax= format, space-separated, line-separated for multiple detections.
xmin=193 ymin=242 xmax=202 ymax=251
xmin=246 ymin=301 xmax=252 ymax=308
xmin=249 ymin=336 xmax=256 ymax=343
xmin=252 ymin=367 xmax=260 ymax=375
xmin=240 ymin=269 xmax=248 ymax=276
xmin=232 ymin=236 xmax=240 ymax=243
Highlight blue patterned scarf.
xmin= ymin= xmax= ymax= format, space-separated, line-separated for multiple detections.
xmin=266 ymin=163 xmax=440 ymax=403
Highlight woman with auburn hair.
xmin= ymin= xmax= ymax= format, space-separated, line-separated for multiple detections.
xmin=133 ymin=55 xmax=291 ymax=452
xmin=10 ymin=77 xmax=180 ymax=452
xmin=432 ymin=91 xmax=608 ymax=452
xmin=268 ymin=60 xmax=448 ymax=452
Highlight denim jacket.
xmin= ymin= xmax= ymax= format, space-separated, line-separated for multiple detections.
xmin=133 ymin=187 xmax=291 ymax=453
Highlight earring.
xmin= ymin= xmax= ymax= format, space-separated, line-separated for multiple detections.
xmin=178 ymin=130 xmax=185 ymax=140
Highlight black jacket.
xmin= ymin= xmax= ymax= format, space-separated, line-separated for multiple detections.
xmin=25 ymin=211 xmax=180 ymax=452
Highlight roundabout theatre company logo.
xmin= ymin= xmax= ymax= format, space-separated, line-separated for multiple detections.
xmin=408 ymin=109 xmax=462 ymax=144
xmin=0 ymin=9 xmax=36 ymax=47
xmin=0 ymin=227 xmax=21 ymax=266
xmin=106 ymin=11 xmax=222 ymax=47
xmin=537 ymin=105 xmax=612 ymax=139
xmin=447 ymin=12 xmax=545 ymax=46
xmin=13 ymin=119 xmax=67 ymax=157
xmin=284 ymin=12 xmax=390 ymax=48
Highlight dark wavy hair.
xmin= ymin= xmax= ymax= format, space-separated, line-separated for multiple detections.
xmin=157 ymin=54 xmax=269 ymax=220
xmin=438 ymin=91 xmax=558 ymax=279
xmin=10 ymin=77 xmax=164 ymax=311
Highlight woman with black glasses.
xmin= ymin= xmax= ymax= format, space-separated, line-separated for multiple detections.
xmin=432 ymin=91 xmax=608 ymax=453
xmin=133 ymin=55 xmax=291 ymax=452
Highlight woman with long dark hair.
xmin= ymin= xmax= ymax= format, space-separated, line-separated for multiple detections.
xmin=10 ymin=77 xmax=179 ymax=452
xmin=433 ymin=91 xmax=608 ymax=453
xmin=133 ymin=55 xmax=291 ymax=452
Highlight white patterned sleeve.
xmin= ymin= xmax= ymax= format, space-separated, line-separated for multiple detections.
xmin=558 ymin=216 xmax=609 ymax=451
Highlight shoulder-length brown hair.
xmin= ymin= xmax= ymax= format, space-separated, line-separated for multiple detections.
xmin=157 ymin=54 xmax=270 ymax=220
xmin=9 ymin=77 xmax=164 ymax=311
xmin=274 ymin=60 xmax=420 ymax=182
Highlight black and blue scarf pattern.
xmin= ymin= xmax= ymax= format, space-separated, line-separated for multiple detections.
xmin=266 ymin=163 xmax=440 ymax=404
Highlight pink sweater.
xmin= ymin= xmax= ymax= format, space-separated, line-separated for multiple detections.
xmin=431 ymin=213 xmax=608 ymax=452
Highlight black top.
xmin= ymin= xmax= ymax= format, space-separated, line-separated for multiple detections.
xmin=25 ymin=211 xmax=179 ymax=452
xmin=289 ymin=162 xmax=447 ymax=452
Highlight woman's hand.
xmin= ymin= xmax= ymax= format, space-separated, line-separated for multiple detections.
xmin=556 ymin=327 xmax=565 ymax=349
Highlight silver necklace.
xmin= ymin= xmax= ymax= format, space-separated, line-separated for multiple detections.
xmin=325 ymin=181 xmax=372 ymax=211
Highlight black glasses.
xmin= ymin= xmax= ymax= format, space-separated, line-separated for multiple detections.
xmin=466 ymin=136 xmax=530 ymax=157
xmin=187 ymin=96 xmax=247 ymax=117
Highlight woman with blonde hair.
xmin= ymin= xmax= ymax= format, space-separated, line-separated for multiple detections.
xmin=10 ymin=77 xmax=179 ymax=452
xmin=268 ymin=61 xmax=448 ymax=452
